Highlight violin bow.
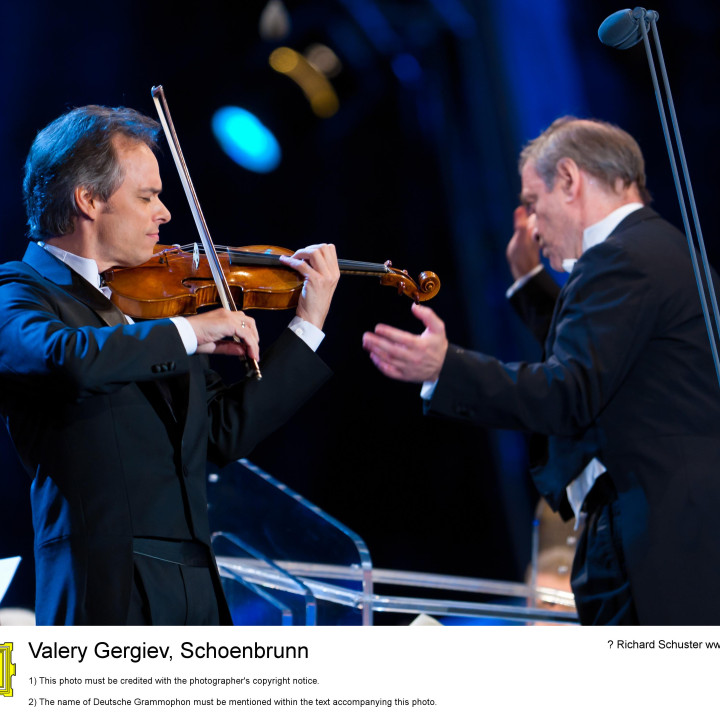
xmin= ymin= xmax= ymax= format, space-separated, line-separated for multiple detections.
xmin=151 ymin=85 xmax=262 ymax=380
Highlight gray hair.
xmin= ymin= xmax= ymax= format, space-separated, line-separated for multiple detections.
xmin=519 ymin=116 xmax=651 ymax=204
xmin=23 ymin=105 xmax=161 ymax=240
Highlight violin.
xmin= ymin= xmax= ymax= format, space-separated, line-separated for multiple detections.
xmin=102 ymin=243 xmax=441 ymax=319
xmin=144 ymin=85 xmax=440 ymax=379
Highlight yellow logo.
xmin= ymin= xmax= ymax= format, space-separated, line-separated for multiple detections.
xmin=0 ymin=642 xmax=15 ymax=697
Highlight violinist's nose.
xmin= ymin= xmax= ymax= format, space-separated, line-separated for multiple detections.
xmin=155 ymin=198 xmax=171 ymax=225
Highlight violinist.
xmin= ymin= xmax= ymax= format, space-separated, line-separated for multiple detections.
xmin=0 ymin=104 xmax=339 ymax=625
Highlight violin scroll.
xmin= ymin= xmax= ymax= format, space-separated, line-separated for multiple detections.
xmin=379 ymin=263 xmax=441 ymax=303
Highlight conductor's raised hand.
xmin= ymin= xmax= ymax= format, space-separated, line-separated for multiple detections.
xmin=362 ymin=303 xmax=449 ymax=383
xmin=186 ymin=308 xmax=259 ymax=358
xmin=278 ymin=243 xmax=340 ymax=330
xmin=506 ymin=205 xmax=541 ymax=280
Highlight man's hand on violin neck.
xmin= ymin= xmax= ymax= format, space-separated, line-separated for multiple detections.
xmin=362 ymin=303 xmax=449 ymax=383
xmin=186 ymin=308 xmax=260 ymax=358
xmin=278 ymin=243 xmax=340 ymax=331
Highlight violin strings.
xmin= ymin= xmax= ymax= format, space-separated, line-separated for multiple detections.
xmin=171 ymin=244 xmax=393 ymax=275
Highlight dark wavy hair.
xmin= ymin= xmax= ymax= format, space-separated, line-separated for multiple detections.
xmin=519 ymin=116 xmax=651 ymax=204
xmin=23 ymin=105 xmax=161 ymax=240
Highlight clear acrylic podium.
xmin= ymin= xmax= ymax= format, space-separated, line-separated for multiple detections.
xmin=208 ymin=459 xmax=578 ymax=625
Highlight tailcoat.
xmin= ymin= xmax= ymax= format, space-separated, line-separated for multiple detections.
xmin=427 ymin=207 xmax=720 ymax=623
xmin=0 ymin=242 xmax=331 ymax=624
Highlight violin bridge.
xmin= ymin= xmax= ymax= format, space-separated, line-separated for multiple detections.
xmin=193 ymin=242 xmax=200 ymax=271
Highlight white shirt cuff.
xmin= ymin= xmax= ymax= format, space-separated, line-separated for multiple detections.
xmin=170 ymin=316 xmax=198 ymax=355
xmin=288 ymin=315 xmax=324 ymax=352
xmin=505 ymin=264 xmax=544 ymax=298
xmin=420 ymin=379 xmax=438 ymax=400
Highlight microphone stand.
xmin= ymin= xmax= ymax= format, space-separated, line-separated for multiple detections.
xmin=607 ymin=8 xmax=720 ymax=389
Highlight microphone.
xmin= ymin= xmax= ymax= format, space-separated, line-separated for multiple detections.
xmin=598 ymin=8 xmax=659 ymax=49
xmin=598 ymin=8 xmax=720 ymax=390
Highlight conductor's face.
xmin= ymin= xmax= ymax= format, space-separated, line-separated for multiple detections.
xmin=520 ymin=161 xmax=579 ymax=273
xmin=92 ymin=139 xmax=171 ymax=272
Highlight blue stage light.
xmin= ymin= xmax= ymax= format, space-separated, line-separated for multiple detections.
xmin=211 ymin=106 xmax=281 ymax=173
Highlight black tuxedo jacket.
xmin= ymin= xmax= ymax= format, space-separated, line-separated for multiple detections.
xmin=428 ymin=207 xmax=720 ymax=624
xmin=0 ymin=242 xmax=332 ymax=625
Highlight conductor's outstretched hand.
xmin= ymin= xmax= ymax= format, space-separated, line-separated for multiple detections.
xmin=362 ymin=303 xmax=448 ymax=383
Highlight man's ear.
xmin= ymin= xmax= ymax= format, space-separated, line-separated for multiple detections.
xmin=74 ymin=186 xmax=98 ymax=219
xmin=555 ymin=158 xmax=580 ymax=201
